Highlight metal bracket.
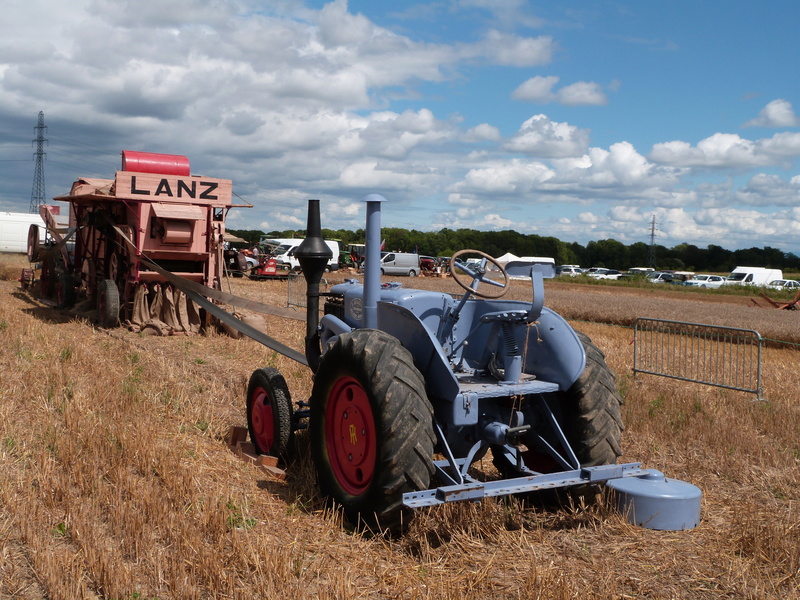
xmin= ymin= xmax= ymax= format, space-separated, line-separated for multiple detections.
xmin=403 ymin=462 xmax=647 ymax=508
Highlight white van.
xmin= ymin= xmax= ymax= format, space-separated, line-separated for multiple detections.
xmin=270 ymin=238 xmax=340 ymax=272
xmin=723 ymin=266 xmax=783 ymax=287
xmin=379 ymin=252 xmax=420 ymax=276
xmin=0 ymin=212 xmax=45 ymax=253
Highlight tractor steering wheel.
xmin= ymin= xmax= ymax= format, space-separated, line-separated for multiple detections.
xmin=449 ymin=249 xmax=510 ymax=299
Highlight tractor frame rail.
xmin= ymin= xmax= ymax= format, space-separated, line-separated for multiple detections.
xmin=403 ymin=462 xmax=647 ymax=507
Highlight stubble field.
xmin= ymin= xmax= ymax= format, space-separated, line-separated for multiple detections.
xmin=0 ymin=254 xmax=798 ymax=600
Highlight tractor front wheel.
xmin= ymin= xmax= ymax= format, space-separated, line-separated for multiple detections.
xmin=310 ymin=329 xmax=435 ymax=533
xmin=246 ymin=367 xmax=292 ymax=458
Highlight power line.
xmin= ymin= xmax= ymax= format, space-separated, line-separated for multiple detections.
xmin=647 ymin=215 xmax=658 ymax=268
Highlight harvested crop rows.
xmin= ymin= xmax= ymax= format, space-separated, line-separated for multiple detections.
xmin=0 ymin=255 xmax=798 ymax=599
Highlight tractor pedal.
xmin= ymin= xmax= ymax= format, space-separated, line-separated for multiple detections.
xmin=506 ymin=424 xmax=531 ymax=444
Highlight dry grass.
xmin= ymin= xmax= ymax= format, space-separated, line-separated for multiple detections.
xmin=0 ymin=255 xmax=798 ymax=599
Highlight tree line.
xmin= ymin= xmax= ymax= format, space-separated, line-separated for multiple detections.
xmin=228 ymin=226 xmax=800 ymax=274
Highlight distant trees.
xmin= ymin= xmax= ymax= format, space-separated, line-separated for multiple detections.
xmin=227 ymin=226 xmax=800 ymax=274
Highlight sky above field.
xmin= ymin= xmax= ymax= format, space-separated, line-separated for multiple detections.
xmin=1 ymin=0 xmax=800 ymax=253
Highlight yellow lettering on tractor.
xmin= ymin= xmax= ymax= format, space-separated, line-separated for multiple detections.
xmin=349 ymin=424 xmax=358 ymax=445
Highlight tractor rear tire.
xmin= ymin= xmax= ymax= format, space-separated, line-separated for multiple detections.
xmin=564 ymin=331 xmax=624 ymax=467
xmin=98 ymin=279 xmax=120 ymax=328
xmin=310 ymin=329 xmax=435 ymax=533
xmin=246 ymin=367 xmax=292 ymax=458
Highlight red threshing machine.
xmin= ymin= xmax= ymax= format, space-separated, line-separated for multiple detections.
xmin=31 ymin=150 xmax=236 ymax=331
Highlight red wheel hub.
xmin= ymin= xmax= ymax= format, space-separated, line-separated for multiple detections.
xmin=325 ymin=376 xmax=376 ymax=496
xmin=249 ymin=386 xmax=275 ymax=452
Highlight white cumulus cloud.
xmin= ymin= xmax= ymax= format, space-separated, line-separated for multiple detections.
xmin=505 ymin=114 xmax=590 ymax=157
xmin=512 ymin=76 xmax=607 ymax=106
xmin=743 ymin=99 xmax=800 ymax=128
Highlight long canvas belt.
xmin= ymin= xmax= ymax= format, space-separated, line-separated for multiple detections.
xmin=110 ymin=223 xmax=309 ymax=366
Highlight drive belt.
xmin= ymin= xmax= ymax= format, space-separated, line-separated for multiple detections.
xmin=110 ymin=223 xmax=309 ymax=366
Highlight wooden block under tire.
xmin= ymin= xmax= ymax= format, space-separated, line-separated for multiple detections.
xmin=226 ymin=426 xmax=287 ymax=480
xmin=226 ymin=426 xmax=248 ymax=447
xmin=259 ymin=464 xmax=286 ymax=481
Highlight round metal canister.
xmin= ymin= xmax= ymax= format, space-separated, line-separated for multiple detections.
xmin=121 ymin=150 xmax=190 ymax=176
xmin=607 ymin=470 xmax=701 ymax=530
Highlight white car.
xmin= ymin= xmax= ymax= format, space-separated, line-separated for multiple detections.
xmin=646 ymin=271 xmax=675 ymax=284
xmin=685 ymin=274 xmax=726 ymax=289
xmin=588 ymin=268 xmax=622 ymax=280
xmin=556 ymin=265 xmax=583 ymax=276
xmin=767 ymin=279 xmax=800 ymax=291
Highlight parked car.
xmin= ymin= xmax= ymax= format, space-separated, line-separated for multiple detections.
xmin=767 ymin=279 xmax=800 ymax=291
xmin=684 ymin=274 xmax=726 ymax=289
xmin=646 ymin=271 xmax=675 ymax=284
xmin=618 ymin=267 xmax=654 ymax=280
xmin=556 ymin=265 xmax=583 ymax=276
xmin=588 ymin=268 xmax=622 ymax=280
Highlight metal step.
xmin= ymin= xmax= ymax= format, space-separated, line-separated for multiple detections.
xmin=456 ymin=372 xmax=559 ymax=399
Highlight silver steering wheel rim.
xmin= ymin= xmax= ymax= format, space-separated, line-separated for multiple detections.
xmin=449 ymin=249 xmax=510 ymax=299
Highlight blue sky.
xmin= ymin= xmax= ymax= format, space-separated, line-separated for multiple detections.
xmin=1 ymin=0 xmax=799 ymax=254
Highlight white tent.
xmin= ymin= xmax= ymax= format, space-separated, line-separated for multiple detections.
xmin=495 ymin=252 xmax=520 ymax=265
xmin=505 ymin=256 xmax=556 ymax=280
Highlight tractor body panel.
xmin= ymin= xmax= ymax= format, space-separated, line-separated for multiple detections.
xmin=327 ymin=279 xmax=586 ymax=396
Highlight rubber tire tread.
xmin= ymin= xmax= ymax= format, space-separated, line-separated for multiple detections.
xmin=246 ymin=367 xmax=292 ymax=458
xmin=57 ymin=273 xmax=75 ymax=309
xmin=564 ymin=331 xmax=625 ymax=466
xmin=310 ymin=329 xmax=435 ymax=533
xmin=98 ymin=279 xmax=120 ymax=328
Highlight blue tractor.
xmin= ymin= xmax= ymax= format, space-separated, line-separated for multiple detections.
xmin=245 ymin=196 xmax=699 ymax=532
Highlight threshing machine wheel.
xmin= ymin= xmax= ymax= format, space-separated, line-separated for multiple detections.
xmin=449 ymin=249 xmax=510 ymax=299
xmin=98 ymin=279 xmax=120 ymax=328
xmin=109 ymin=251 xmax=121 ymax=283
xmin=310 ymin=329 xmax=435 ymax=532
xmin=27 ymin=224 xmax=42 ymax=262
xmin=246 ymin=367 xmax=292 ymax=458
xmin=494 ymin=330 xmax=624 ymax=482
xmin=39 ymin=255 xmax=57 ymax=300
xmin=57 ymin=273 xmax=75 ymax=309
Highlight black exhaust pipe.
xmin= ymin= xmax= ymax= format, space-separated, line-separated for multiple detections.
xmin=295 ymin=199 xmax=332 ymax=372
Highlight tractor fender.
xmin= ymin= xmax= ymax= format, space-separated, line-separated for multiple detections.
xmin=376 ymin=302 xmax=460 ymax=402
xmin=319 ymin=313 xmax=353 ymax=353
xmin=524 ymin=307 xmax=587 ymax=390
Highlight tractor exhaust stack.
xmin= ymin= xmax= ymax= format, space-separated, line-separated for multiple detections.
xmin=361 ymin=194 xmax=386 ymax=330
xmin=296 ymin=199 xmax=332 ymax=372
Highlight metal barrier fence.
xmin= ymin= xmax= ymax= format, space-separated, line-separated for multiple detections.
xmin=287 ymin=273 xmax=305 ymax=308
xmin=633 ymin=318 xmax=763 ymax=400
xmin=287 ymin=273 xmax=329 ymax=308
